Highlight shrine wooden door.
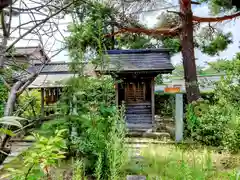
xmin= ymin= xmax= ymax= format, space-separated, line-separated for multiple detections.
xmin=125 ymin=81 xmax=146 ymax=104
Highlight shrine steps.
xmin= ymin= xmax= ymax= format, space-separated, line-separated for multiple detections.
xmin=125 ymin=102 xmax=152 ymax=126
xmin=126 ymin=123 xmax=171 ymax=141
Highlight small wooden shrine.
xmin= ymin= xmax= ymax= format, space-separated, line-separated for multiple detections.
xmin=97 ymin=49 xmax=174 ymax=131
xmin=28 ymin=62 xmax=96 ymax=115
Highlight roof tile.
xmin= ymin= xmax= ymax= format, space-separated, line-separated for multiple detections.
xmin=99 ymin=49 xmax=174 ymax=73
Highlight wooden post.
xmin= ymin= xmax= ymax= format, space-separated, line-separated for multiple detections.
xmin=175 ymin=93 xmax=183 ymax=142
xmin=125 ymin=82 xmax=127 ymax=102
xmin=115 ymin=82 xmax=119 ymax=106
xmin=151 ymin=78 xmax=155 ymax=124
xmin=41 ymin=88 xmax=44 ymax=116
xmin=143 ymin=82 xmax=146 ymax=101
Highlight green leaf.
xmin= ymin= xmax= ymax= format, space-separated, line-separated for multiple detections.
xmin=0 ymin=128 xmax=15 ymax=136
xmin=0 ymin=116 xmax=25 ymax=128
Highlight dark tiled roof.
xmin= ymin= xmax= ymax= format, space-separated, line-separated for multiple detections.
xmin=13 ymin=62 xmax=70 ymax=80
xmin=28 ymin=74 xmax=75 ymax=88
xmin=14 ymin=62 xmax=94 ymax=82
xmin=34 ymin=62 xmax=70 ymax=73
xmin=100 ymin=49 xmax=174 ymax=73
xmin=107 ymin=49 xmax=169 ymax=54
xmin=6 ymin=46 xmax=50 ymax=64
xmin=6 ymin=46 xmax=41 ymax=57
xmin=27 ymin=62 xmax=96 ymax=88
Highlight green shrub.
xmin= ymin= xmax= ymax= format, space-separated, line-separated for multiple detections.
xmin=37 ymin=118 xmax=69 ymax=137
xmin=193 ymin=105 xmax=229 ymax=146
xmin=185 ymin=55 xmax=240 ymax=152
xmin=222 ymin=116 xmax=240 ymax=153
xmin=7 ymin=130 xmax=67 ymax=180
xmin=155 ymin=94 xmax=175 ymax=117
xmin=185 ymin=59 xmax=240 ymax=152
xmin=187 ymin=103 xmax=240 ymax=152
xmin=0 ymin=84 xmax=8 ymax=117
xmin=39 ymin=76 xmax=128 ymax=179
xmin=18 ymin=90 xmax=41 ymax=118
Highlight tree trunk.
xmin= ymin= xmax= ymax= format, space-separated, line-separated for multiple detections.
xmin=179 ymin=0 xmax=200 ymax=103
xmin=4 ymin=82 xmax=21 ymax=116
xmin=0 ymin=37 xmax=7 ymax=72
xmin=0 ymin=82 xmax=22 ymax=152
xmin=0 ymin=72 xmax=40 ymax=163
xmin=0 ymin=81 xmax=25 ymax=164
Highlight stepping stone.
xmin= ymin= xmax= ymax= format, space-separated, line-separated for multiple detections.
xmin=2 ymin=142 xmax=33 ymax=165
xmin=143 ymin=132 xmax=170 ymax=139
xmin=127 ymin=175 xmax=146 ymax=180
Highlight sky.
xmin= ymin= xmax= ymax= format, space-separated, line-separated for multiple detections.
xmin=9 ymin=1 xmax=240 ymax=67
xmin=7 ymin=0 xmax=71 ymax=61
xmin=141 ymin=3 xmax=240 ymax=66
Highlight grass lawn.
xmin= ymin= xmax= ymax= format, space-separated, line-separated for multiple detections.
xmin=1 ymin=142 xmax=240 ymax=179
xmin=125 ymin=143 xmax=240 ymax=180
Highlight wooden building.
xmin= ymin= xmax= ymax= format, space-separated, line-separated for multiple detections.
xmin=97 ymin=49 xmax=174 ymax=131
xmin=6 ymin=45 xmax=49 ymax=65
xmin=28 ymin=62 xmax=96 ymax=115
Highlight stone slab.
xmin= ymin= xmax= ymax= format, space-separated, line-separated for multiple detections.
xmin=127 ymin=175 xmax=146 ymax=180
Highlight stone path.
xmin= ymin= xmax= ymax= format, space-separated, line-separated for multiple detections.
xmin=0 ymin=137 xmax=172 ymax=179
xmin=127 ymin=137 xmax=174 ymax=159
xmin=126 ymin=137 xmax=177 ymax=179
xmin=0 ymin=141 xmax=33 ymax=169
xmin=127 ymin=175 xmax=146 ymax=180
xmin=126 ymin=137 xmax=174 ymax=179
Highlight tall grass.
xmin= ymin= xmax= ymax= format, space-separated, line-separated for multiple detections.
xmin=125 ymin=144 xmax=239 ymax=180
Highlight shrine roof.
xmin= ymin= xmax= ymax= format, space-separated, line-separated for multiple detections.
xmin=97 ymin=49 xmax=174 ymax=74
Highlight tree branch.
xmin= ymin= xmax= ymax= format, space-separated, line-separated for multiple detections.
xmin=10 ymin=20 xmax=43 ymax=35
xmin=0 ymin=76 xmax=10 ymax=90
xmin=0 ymin=37 xmax=7 ymax=69
xmin=105 ymin=25 xmax=182 ymax=37
xmin=16 ymin=58 xmax=49 ymax=95
xmin=191 ymin=1 xmax=200 ymax=5
xmin=167 ymin=10 xmax=182 ymax=17
xmin=7 ymin=4 xmax=13 ymax=35
xmin=193 ymin=11 xmax=240 ymax=23
xmin=1 ymin=11 xmax=8 ymax=37
xmin=6 ymin=1 xmax=74 ymax=52
xmin=16 ymin=74 xmax=38 ymax=95
xmin=12 ymin=4 xmax=48 ymax=12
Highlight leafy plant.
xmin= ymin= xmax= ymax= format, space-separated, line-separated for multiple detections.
xmin=7 ymin=130 xmax=67 ymax=180
xmin=18 ymin=90 xmax=41 ymax=118
xmin=37 ymin=118 xmax=69 ymax=137
xmin=155 ymin=94 xmax=175 ymax=117
xmin=72 ymin=160 xmax=87 ymax=180
xmin=0 ymin=116 xmax=25 ymax=128
xmin=0 ymin=83 xmax=8 ymax=117
xmin=0 ymin=116 xmax=26 ymax=139
xmin=185 ymin=53 xmax=240 ymax=152
xmin=223 ymin=119 xmax=240 ymax=153
xmin=37 ymin=76 xmax=128 ymax=179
